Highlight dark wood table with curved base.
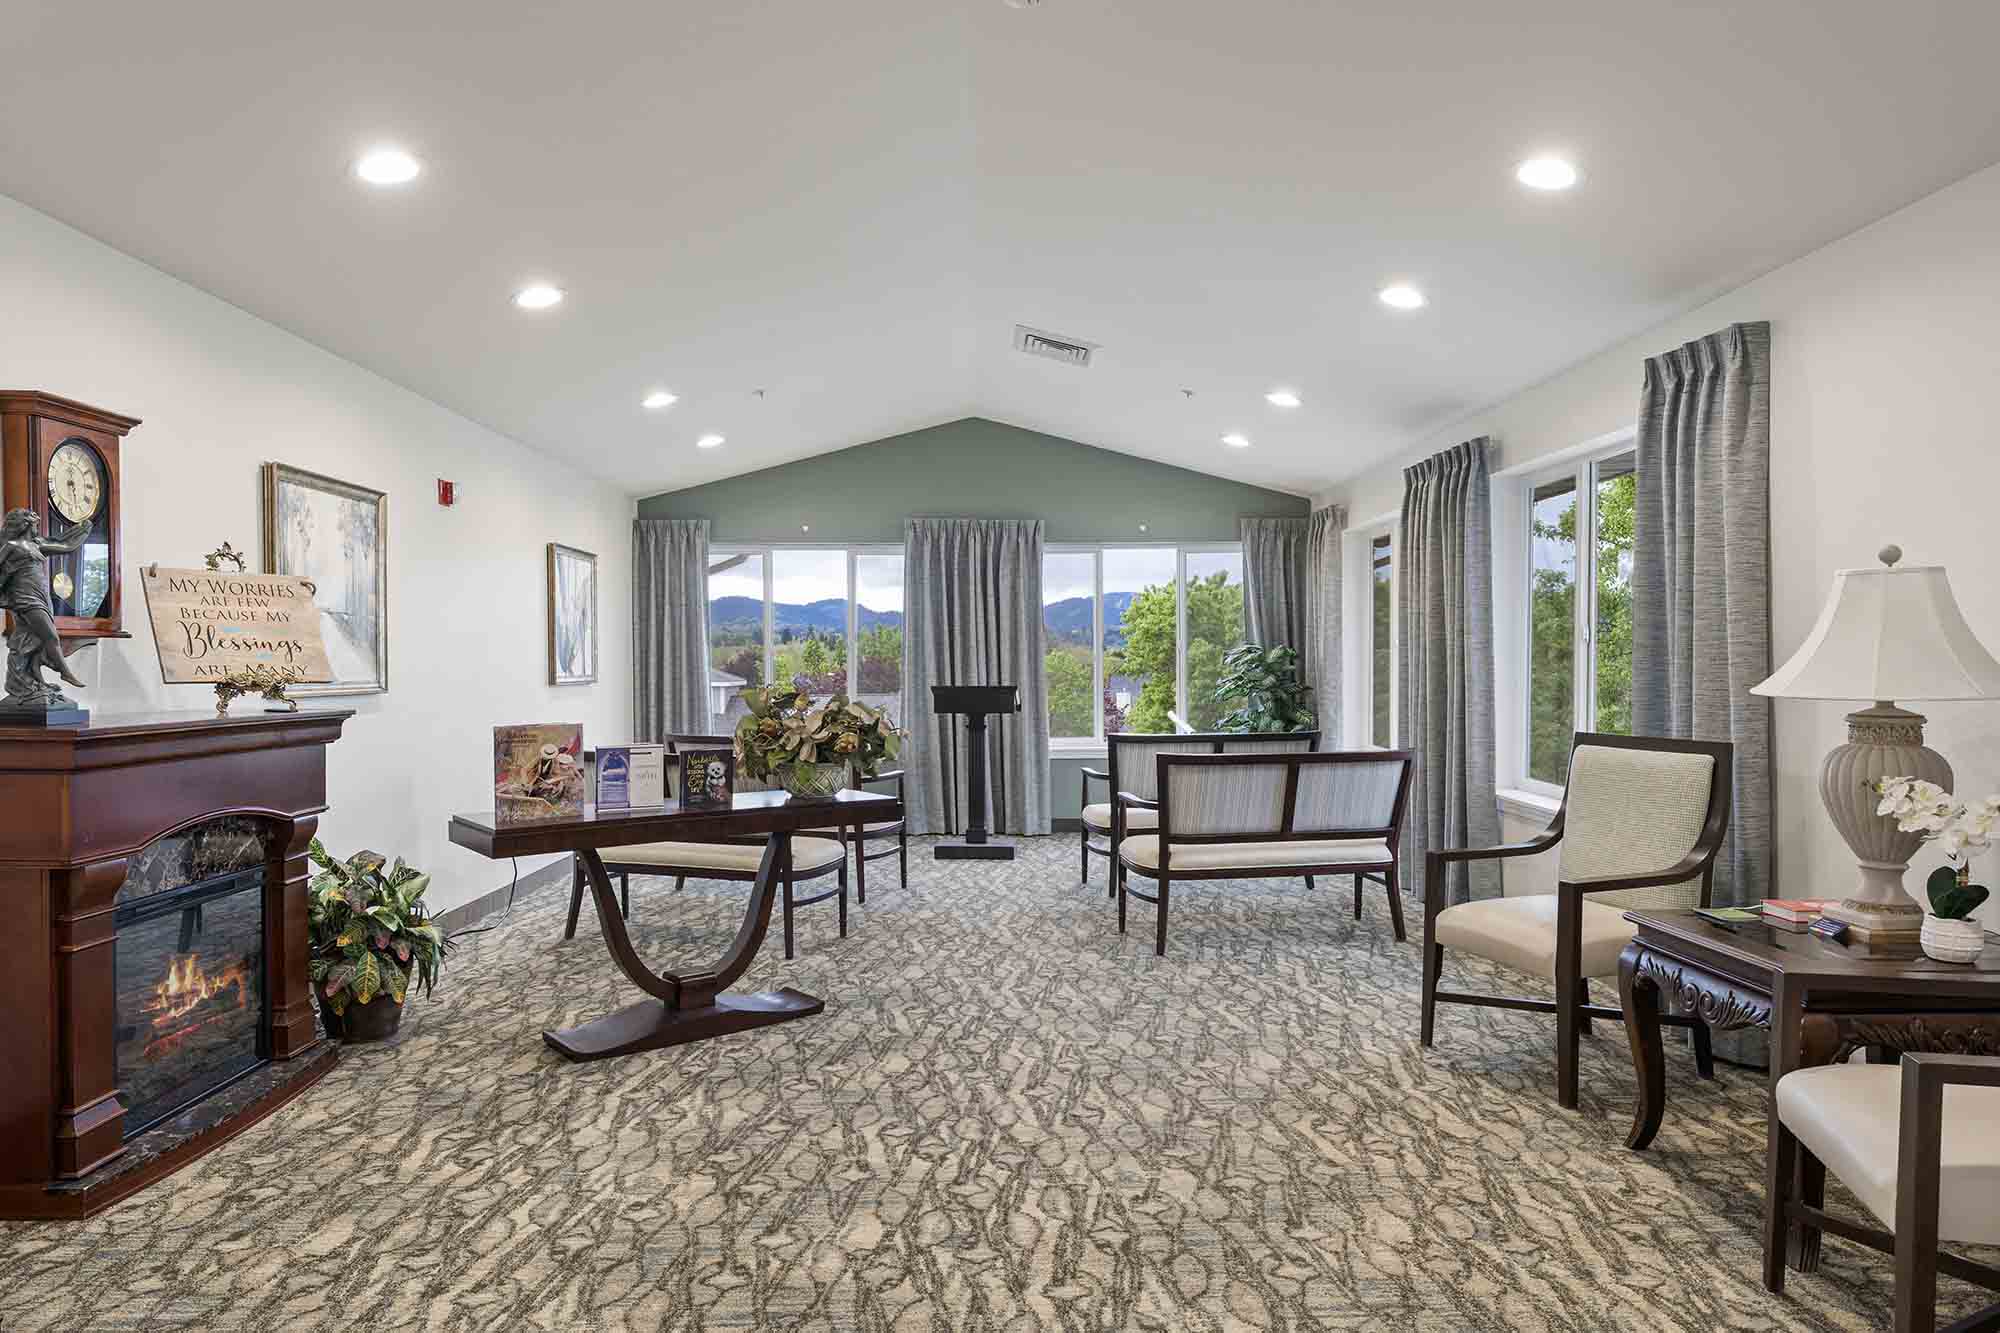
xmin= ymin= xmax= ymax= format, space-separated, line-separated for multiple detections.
xmin=448 ymin=788 xmax=899 ymax=1062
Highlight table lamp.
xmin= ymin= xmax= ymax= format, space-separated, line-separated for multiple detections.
xmin=1751 ymin=545 xmax=2000 ymax=942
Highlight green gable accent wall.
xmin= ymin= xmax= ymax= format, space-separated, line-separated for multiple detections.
xmin=636 ymin=417 xmax=1309 ymax=822
xmin=635 ymin=417 xmax=1308 ymax=542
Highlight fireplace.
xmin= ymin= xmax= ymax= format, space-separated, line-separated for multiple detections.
xmin=0 ymin=709 xmax=352 ymax=1220
xmin=113 ymin=865 xmax=268 ymax=1135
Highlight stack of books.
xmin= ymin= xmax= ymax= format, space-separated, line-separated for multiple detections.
xmin=1761 ymin=898 xmax=1834 ymax=932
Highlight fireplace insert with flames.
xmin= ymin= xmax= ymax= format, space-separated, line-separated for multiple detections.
xmin=113 ymin=866 xmax=269 ymax=1136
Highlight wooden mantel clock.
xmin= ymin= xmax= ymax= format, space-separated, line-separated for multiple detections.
xmin=0 ymin=391 xmax=140 ymax=645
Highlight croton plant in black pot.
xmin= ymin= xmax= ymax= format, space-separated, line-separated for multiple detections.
xmin=306 ymin=840 xmax=450 ymax=1042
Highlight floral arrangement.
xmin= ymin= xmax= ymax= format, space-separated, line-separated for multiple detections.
xmin=1872 ymin=778 xmax=1995 ymax=919
xmin=734 ymin=687 xmax=900 ymax=783
xmin=305 ymin=840 xmax=450 ymax=1014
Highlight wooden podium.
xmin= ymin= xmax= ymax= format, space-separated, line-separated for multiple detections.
xmin=931 ymin=683 xmax=1020 ymax=861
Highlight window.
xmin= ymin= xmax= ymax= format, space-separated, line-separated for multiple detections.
xmin=706 ymin=546 xmax=905 ymax=730
xmin=1523 ymin=447 xmax=1635 ymax=789
xmin=1042 ymin=544 xmax=1244 ymax=744
xmin=1370 ymin=533 xmax=1393 ymax=748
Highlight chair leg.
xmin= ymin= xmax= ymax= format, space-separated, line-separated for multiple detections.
xmin=898 ymin=828 xmax=908 ymax=889
xmin=1304 ymin=874 xmax=1315 ymax=891
xmin=1555 ymin=890 xmax=1583 ymax=1110
xmin=673 ymin=875 xmax=685 ymax=893
xmin=838 ymin=861 xmax=849 ymax=939
xmin=1154 ymin=876 xmax=1171 ymax=957
xmin=1117 ymin=864 xmax=1127 ymax=935
xmin=1081 ymin=825 xmax=1090 ymax=885
xmin=1576 ymin=977 xmax=1593 ymax=1036
xmin=563 ymin=859 xmax=585 ymax=940
xmin=1353 ymin=874 xmax=1363 ymax=920
xmin=1692 ymin=1019 xmax=1716 ymax=1080
xmin=783 ymin=875 xmax=796 ymax=961
xmin=853 ymin=832 xmax=867 ymax=906
xmin=1420 ymin=943 xmax=1442 ymax=1047
xmin=620 ymin=872 xmax=631 ymax=921
xmin=1383 ymin=863 xmax=1406 ymax=943
xmin=1790 ymin=1147 xmax=1826 ymax=1272
xmin=1762 ymin=1106 xmax=1798 ymax=1293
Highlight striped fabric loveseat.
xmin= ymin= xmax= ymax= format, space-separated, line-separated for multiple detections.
xmin=1114 ymin=749 xmax=1414 ymax=956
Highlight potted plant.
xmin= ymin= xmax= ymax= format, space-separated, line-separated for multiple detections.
xmin=1873 ymin=778 xmax=1995 ymax=962
xmin=306 ymin=840 xmax=451 ymax=1041
xmin=1213 ymin=643 xmax=1316 ymax=733
xmin=735 ymin=687 xmax=900 ymax=798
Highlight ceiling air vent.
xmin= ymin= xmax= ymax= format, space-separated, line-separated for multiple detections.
xmin=1013 ymin=325 xmax=1097 ymax=368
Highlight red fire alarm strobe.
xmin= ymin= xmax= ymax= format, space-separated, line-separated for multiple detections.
xmin=438 ymin=479 xmax=456 ymax=506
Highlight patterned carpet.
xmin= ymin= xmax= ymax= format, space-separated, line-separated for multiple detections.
xmin=1 ymin=835 xmax=1990 ymax=1331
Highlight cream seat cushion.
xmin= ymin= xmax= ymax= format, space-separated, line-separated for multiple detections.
xmin=1082 ymin=802 xmax=1159 ymax=831
xmin=1118 ymin=836 xmax=1390 ymax=872
xmin=1777 ymin=1064 xmax=2000 ymax=1246
xmin=603 ymin=835 xmax=846 ymax=874
xmin=1432 ymin=895 xmax=1637 ymax=981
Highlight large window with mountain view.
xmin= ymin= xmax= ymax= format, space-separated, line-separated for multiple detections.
xmin=1525 ymin=448 xmax=1634 ymax=789
xmin=1042 ymin=545 xmax=1243 ymax=744
xmin=706 ymin=547 xmax=904 ymax=731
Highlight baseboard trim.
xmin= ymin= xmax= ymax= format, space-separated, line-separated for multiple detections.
xmin=437 ymin=856 xmax=572 ymax=935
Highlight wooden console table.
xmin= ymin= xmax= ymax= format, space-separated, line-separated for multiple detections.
xmin=1618 ymin=909 xmax=2000 ymax=1272
xmin=448 ymin=787 xmax=899 ymax=1061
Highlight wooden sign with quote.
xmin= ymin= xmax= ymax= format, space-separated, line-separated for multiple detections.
xmin=139 ymin=566 xmax=334 ymax=685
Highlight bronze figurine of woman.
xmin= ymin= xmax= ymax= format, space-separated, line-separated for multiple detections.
xmin=1 ymin=508 xmax=89 ymax=709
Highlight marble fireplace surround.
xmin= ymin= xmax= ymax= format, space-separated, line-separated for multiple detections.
xmin=0 ymin=709 xmax=352 ymax=1220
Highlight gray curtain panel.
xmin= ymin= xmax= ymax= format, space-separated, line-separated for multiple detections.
xmin=1399 ymin=439 xmax=1501 ymax=903
xmin=1632 ymin=320 xmax=1773 ymax=910
xmin=1241 ymin=516 xmax=1310 ymax=654
xmin=632 ymin=518 xmax=711 ymax=742
xmin=1304 ymin=505 xmax=1346 ymax=743
xmin=903 ymin=517 xmax=1051 ymax=836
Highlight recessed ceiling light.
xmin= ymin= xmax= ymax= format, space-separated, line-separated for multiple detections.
xmin=1264 ymin=389 xmax=1301 ymax=408
xmin=1516 ymin=156 xmax=1580 ymax=191
xmin=1516 ymin=156 xmax=1579 ymax=191
xmin=696 ymin=433 xmax=725 ymax=449
xmin=513 ymin=284 xmax=564 ymax=311
xmin=1221 ymin=432 xmax=1251 ymax=449
xmin=642 ymin=390 xmax=678 ymax=410
xmin=1378 ymin=284 xmax=1426 ymax=310
xmin=354 ymin=147 xmax=421 ymax=186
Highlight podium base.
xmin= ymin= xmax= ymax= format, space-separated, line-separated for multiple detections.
xmin=936 ymin=840 xmax=1015 ymax=861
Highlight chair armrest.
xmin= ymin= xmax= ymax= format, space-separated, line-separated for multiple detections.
xmin=858 ymin=767 xmax=904 ymax=792
xmin=1424 ymin=831 xmax=1562 ymax=918
xmin=1115 ymin=791 xmax=1159 ymax=811
xmin=1080 ymin=766 xmax=1110 ymax=783
xmin=1904 ymin=1052 xmax=2000 ymax=1087
xmin=1558 ymin=847 xmax=1713 ymax=897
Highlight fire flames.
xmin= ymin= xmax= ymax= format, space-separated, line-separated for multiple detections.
xmin=144 ymin=953 xmax=251 ymax=1055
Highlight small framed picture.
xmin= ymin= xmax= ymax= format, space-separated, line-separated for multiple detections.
xmin=546 ymin=543 xmax=598 ymax=686
xmin=678 ymin=748 xmax=735 ymax=810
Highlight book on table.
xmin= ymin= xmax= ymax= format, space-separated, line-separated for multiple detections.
xmin=1762 ymin=897 xmax=1835 ymax=924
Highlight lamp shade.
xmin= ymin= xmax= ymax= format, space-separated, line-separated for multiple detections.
xmin=1752 ymin=559 xmax=2000 ymax=701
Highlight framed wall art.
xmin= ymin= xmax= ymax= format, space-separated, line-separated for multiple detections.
xmin=261 ymin=462 xmax=388 ymax=696
xmin=547 ymin=542 xmax=598 ymax=686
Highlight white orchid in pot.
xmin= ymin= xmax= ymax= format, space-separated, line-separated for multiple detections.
xmin=1873 ymin=777 xmax=1995 ymax=962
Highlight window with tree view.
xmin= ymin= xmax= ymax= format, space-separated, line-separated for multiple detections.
xmin=706 ymin=546 xmax=905 ymax=731
xmin=1371 ymin=533 xmax=1392 ymax=748
xmin=1043 ymin=545 xmax=1245 ymax=742
xmin=1526 ymin=450 xmax=1635 ymax=787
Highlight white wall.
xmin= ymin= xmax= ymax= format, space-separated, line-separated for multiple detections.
xmin=1 ymin=194 xmax=633 ymax=915
xmin=1321 ymin=159 xmax=2000 ymax=917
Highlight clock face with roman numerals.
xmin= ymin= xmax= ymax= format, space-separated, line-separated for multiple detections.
xmin=47 ymin=440 xmax=104 ymax=524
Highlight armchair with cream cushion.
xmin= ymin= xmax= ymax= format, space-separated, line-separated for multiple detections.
xmin=1420 ymin=733 xmax=1734 ymax=1110
xmin=1768 ymin=1053 xmax=2000 ymax=1332
xmin=1079 ymin=729 xmax=1319 ymax=892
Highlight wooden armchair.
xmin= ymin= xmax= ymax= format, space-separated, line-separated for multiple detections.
xmin=848 ymin=767 xmax=908 ymax=898
xmin=1770 ymin=1053 xmax=2000 ymax=1332
xmin=1420 ymin=732 xmax=1733 ymax=1109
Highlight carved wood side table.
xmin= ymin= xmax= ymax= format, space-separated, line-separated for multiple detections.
xmin=1618 ymin=909 xmax=2000 ymax=1274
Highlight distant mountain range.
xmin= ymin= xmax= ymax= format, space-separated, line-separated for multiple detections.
xmin=709 ymin=596 xmax=901 ymax=636
xmin=710 ymin=591 xmax=1134 ymax=646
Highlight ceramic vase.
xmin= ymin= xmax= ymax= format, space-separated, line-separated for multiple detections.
xmin=1920 ymin=913 xmax=1986 ymax=964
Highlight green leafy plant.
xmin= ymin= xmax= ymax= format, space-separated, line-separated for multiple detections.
xmin=1927 ymin=865 xmax=1991 ymax=920
xmin=305 ymin=840 xmax=449 ymax=1015
xmin=1213 ymin=643 xmax=1316 ymax=733
xmin=734 ymin=687 xmax=900 ymax=782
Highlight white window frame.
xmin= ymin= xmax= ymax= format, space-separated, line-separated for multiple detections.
xmin=1044 ymin=541 xmax=1244 ymax=752
xmin=1504 ymin=426 xmax=1637 ymax=800
xmin=1343 ymin=513 xmax=1399 ymax=750
xmin=708 ymin=543 xmax=905 ymax=718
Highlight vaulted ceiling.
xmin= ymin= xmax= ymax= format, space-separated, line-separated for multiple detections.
xmin=3 ymin=1 xmax=1998 ymax=496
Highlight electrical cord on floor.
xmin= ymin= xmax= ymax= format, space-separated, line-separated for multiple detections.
xmin=445 ymin=856 xmax=521 ymax=942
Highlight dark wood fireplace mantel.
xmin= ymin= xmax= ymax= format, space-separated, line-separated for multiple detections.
xmin=0 ymin=708 xmax=352 ymax=1219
